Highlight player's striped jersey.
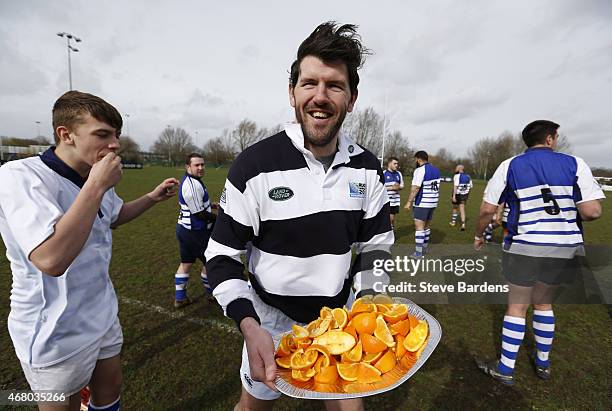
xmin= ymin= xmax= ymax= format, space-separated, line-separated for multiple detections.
xmin=412 ymin=163 xmax=441 ymax=208
xmin=177 ymin=173 xmax=212 ymax=231
xmin=205 ymin=123 xmax=393 ymax=325
xmin=383 ymin=170 xmax=404 ymax=206
xmin=453 ymin=173 xmax=473 ymax=195
xmin=484 ymin=147 xmax=605 ymax=258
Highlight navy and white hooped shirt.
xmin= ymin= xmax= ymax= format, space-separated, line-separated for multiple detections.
xmin=412 ymin=163 xmax=441 ymax=208
xmin=383 ymin=170 xmax=404 ymax=207
xmin=484 ymin=147 xmax=605 ymax=258
xmin=453 ymin=173 xmax=473 ymax=195
xmin=177 ymin=173 xmax=212 ymax=231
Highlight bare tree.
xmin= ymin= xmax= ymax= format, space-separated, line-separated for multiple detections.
xmin=555 ymin=133 xmax=572 ymax=153
xmin=430 ymin=148 xmax=456 ymax=175
xmin=117 ymin=136 xmax=142 ymax=163
xmin=383 ymin=130 xmax=414 ymax=173
xmin=151 ymin=127 xmax=197 ymax=166
xmin=203 ymin=135 xmax=234 ymax=166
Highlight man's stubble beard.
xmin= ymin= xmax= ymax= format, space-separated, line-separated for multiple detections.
xmin=297 ymin=107 xmax=348 ymax=149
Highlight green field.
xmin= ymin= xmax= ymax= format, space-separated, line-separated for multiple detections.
xmin=1 ymin=165 xmax=610 ymax=410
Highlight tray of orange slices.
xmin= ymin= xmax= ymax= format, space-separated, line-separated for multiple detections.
xmin=273 ymin=295 xmax=441 ymax=399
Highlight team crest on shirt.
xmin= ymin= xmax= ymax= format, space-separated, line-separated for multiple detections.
xmin=349 ymin=182 xmax=366 ymax=198
xmin=268 ymin=186 xmax=294 ymax=201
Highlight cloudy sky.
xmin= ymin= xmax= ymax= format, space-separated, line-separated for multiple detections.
xmin=1 ymin=0 xmax=610 ymax=166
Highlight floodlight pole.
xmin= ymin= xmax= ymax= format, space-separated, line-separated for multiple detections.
xmin=57 ymin=32 xmax=82 ymax=90
xmin=35 ymin=121 xmax=41 ymax=138
xmin=125 ymin=114 xmax=131 ymax=136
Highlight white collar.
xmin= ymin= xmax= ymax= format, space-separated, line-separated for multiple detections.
xmin=283 ymin=122 xmax=364 ymax=167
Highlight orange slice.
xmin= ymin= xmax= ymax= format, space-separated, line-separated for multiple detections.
xmin=350 ymin=297 xmax=377 ymax=318
xmin=382 ymin=304 xmax=408 ymax=324
xmin=337 ymin=362 xmax=359 ymax=382
xmin=372 ymin=294 xmax=394 ymax=304
xmin=341 ymin=340 xmax=363 ymax=363
xmin=276 ymin=334 xmax=293 ymax=357
xmin=292 ymin=367 xmax=316 ymax=382
xmin=403 ymin=321 xmax=428 ymax=352
xmin=374 ymin=349 xmax=397 ymax=374
xmin=295 ymin=338 xmax=312 ymax=350
xmin=320 ymin=307 xmax=333 ymax=319
xmin=305 ymin=344 xmax=331 ymax=368
xmin=357 ymin=362 xmax=382 ymax=384
xmin=362 ymin=351 xmax=384 ymax=364
xmin=275 ymin=355 xmax=292 ymax=369
xmin=361 ymin=334 xmax=387 ymax=354
xmin=395 ymin=335 xmax=406 ymax=359
xmin=307 ymin=317 xmax=332 ymax=338
xmin=344 ymin=321 xmax=358 ymax=341
xmin=374 ymin=315 xmax=395 ymax=348
xmin=389 ymin=319 xmax=411 ymax=337
xmin=408 ymin=315 xmax=419 ymax=329
xmin=353 ymin=312 xmax=376 ymax=335
xmin=331 ymin=308 xmax=348 ymax=329
xmin=292 ymin=324 xmax=310 ymax=339
xmin=314 ymin=364 xmax=339 ymax=384
xmin=313 ymin=330 xmax=356 ymax=355
xmin=289 ymin=348 xmax=318 ymax=370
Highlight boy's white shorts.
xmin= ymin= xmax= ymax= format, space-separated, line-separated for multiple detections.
xmin=20 ymin=316 xmax=123 ymax=396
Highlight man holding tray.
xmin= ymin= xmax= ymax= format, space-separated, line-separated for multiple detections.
xmin=206 ymin=21 xmax=393 ymax=410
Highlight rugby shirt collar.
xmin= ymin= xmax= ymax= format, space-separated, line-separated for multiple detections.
xmin=525 ymin=146 xmax=553 ymax=152
xmin=39 ymin=146 xmax=104 ymax=218
xmin=40 ymin=146 xmax=86 ymax=188
xmin=283 ymin=122 xmax=364 ymax=166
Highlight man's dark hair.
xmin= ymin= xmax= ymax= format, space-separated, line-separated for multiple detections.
xmin=185 ymin=153 xmax=204 ymax=165
xmin=290 ymin=21 xmax=370 ymax=94
xmin=52 ymin=90 xmax=122 ymax=144
xmin=414 ymin=151 xmax=429 ymax=161
xmin=522 ymin=120 xmax=560 ymax=147
xmin=387 ymin=156 xmax=399 ymax=164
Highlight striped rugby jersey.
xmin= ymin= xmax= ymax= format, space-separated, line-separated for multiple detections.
xmin=177 ymin=173 xmax=213 ymax=231
xmin=205 ymin=123 xmax=394 ymax=325
xmin=484 ymin=147 xmax=605 ymax=258
xmin=453 ymin=172 xmax=473 ymax=195
xmin=383 ymin=170 xmax=404 ymax=206
xmin=412 ymin=163 xmax=441 ymax=208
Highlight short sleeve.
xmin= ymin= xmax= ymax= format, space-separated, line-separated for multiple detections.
xmin=0 ymin=164 xmax=63 ymax=258
xmin=453 ymin=174 xmax=460 ymax=186
xmin=109 ymin=188 xmax=124 ymax=223
xmin=483 ymin=160 xmax=511 ymax=206
xmin=574 ymin=157 xmax=606 ymax=203
xmin=181 ymin=178 xmax=206 ymax=213
xmin=412 ymin=167 xmax=425 ymax=187
xmin=398 ymin=173 xmax=404 ymax=188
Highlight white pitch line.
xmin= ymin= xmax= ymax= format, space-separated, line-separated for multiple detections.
xmin=119 ymin=296 xmax=241 ymax=337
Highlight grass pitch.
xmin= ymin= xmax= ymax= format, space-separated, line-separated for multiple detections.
xmin=1 ymin=165 xmax=610 ymax=410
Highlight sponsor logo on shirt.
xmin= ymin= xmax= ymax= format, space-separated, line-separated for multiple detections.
xmin=349 ymin=182 xmax=366 ymax=198
xmin=220 ymin=187 xmax=227 ymax=205
xmin=243 ymin=373 xmax=254 ymax=388
xmin=268 ymin=186 xmax=294 ymax=201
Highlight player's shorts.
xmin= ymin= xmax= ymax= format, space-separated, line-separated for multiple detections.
xmin=452 ymin=193 xmax=469 ymax=205
xmin=413 ymin=206 xmax=435 ymax=221
xmin=389 ymin=205 xmax=400 ymax=215
xmin=240 ymin=286 xmax=355 ymax=400
xmin=176 ymin=224 xmax=210 ymax=264
xmin=20 ymin=316 xmax=123 ymax=396
xmin=502 ymin=252 xmax=577 ymax=287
